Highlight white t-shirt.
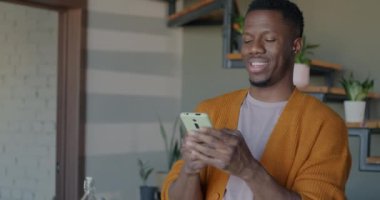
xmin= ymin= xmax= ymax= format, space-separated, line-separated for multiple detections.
xmin=224 ymin=93 xmax=287 ymax=200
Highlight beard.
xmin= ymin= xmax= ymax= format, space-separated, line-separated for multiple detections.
xmin=249 ymin=78 xmax=271 ymax=88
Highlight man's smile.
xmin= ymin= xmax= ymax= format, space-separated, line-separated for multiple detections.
xmin=247 ymin=59 xmax=269 ymax=73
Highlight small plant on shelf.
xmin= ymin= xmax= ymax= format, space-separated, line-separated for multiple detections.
xmin=138 ymin=159 xmax=159 ymax=200
xmin=232 ymin=15 xmax=244 ymax=52
xmin=340 ymin=72 xmax=374 ymax=123
xmin=340 ymin=73 xmax=374 ymax=101
xmin=158 ymin=117 xmax=185 ymax=171
xmin=233 ymin=15 xmax=244 ymax=34
xmin=295 ymin=36 xmax=319 ymax=65
xmin=293 ymin=36 xmax=319 ymax=89
xmin=155 ymin=116 xmax=185 ymax=192
xmin=138 ymin=159 xmax=154 ymax=186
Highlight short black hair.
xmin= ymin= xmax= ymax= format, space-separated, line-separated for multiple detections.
xmin=246 ymin=0 xmax=304 ymax=37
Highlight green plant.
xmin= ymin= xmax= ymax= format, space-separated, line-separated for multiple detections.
xmin=340 ymin=73 xmax=374 ymax=101
xmin=158 ymin=117 xmax=185 ymax=171
xmin=295 ymin=36 xmax=319 ymax=65
xmin=233 ymin=15 xmax=244 ymax=34
xmin=138 ymin=159 xmax=153 ymax=186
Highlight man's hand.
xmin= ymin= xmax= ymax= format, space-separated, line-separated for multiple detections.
xmin=185 ymin=128 xmax=258 ymax=180
xmin=181 ymin=132 xmax=207 ymax=175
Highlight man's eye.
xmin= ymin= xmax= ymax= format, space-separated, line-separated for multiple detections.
xmin=243 ymin=40 xmax=252 ymax=44
xmin=266 ymin=39 xmax=276 ymax=42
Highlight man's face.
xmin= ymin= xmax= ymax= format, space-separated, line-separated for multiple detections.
xmin=241 ymin=10 xmax=300 ymax=87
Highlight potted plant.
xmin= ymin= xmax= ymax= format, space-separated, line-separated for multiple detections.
xmin=138 ymin=159 xmax=159 ymax=200
xmin=155 ymin=117 xmax=185 ymax=191
xmin=232 ymin=15 xmax=244 ymax=52
xmin=340 ymin=73 xmax=374 ymax=123
xmin=293 ymin=36 xmax=319 ymax=88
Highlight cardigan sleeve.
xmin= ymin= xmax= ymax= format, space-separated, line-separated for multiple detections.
xmin=160 ymin=160 xmax=184 ymax=200
xmin=292 ymin=115 xmax=351 ymax=200
xmin=160 ymin=104 xmax=209 ymax=200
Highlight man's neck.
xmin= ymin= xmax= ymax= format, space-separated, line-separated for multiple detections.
xmin=249 ymin=84 xmax=295 ymax=102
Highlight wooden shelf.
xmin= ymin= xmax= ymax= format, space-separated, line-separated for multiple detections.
xmin=227 ymin=53 xmax=243 ymax=60
xmin=349 ymin=128 xmax=380 ymax=171
xmin=168 ymin=0 xmax=226 ymax=27
xmin=169 ymin=0 xmax=214 ymax=20
xmin=300 ymin=86 xmax=380 ymax=100
xmin=300 ymin=85 xmax=329 ymax=93
xmin=346 ymin=120 xmax=380 ymax=129
xmin=367 ymin=156 xmax=380 ymax=164
xmin=310 ymin=59 xmax=342 ymax=71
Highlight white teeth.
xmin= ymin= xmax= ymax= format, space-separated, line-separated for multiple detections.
xmin=250 ymin=62 xmax=267 ymax=65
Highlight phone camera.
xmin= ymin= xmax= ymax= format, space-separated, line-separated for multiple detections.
xmin=194 ymin=123 xmax=200 ymax=129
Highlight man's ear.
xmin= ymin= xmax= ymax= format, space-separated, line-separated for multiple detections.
xmin=293 ymin=37 xmax=303 ymax=54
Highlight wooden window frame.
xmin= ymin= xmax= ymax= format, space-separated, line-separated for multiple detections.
xmin=0 ymin=0 xmax=87 ymax=199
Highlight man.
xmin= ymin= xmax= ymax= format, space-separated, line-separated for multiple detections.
xmin=162 ymin=0 xmax=351 ymax=199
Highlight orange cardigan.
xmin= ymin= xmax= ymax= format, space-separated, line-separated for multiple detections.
xmin=162 ymin=89 xmax=351 ymax=200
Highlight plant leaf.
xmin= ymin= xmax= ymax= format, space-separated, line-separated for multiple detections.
xmin=158 ymin=117 xmax=169 ymax=157
xmin=295 ymin=36 xmax=319 ymax=65
xmin=340 ymin=73 xmax=374 ymax=101
xmin=169 ymin=117 xmax=180 ymax=159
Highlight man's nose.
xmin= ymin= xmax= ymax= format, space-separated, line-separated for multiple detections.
xmin=248 ymin=41 xmax=265 ymax=55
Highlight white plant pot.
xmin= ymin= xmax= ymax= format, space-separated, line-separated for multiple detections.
xmin=344 ymin=101 xmax=366 ymax=123
xmin=293 ymin=63 xmax=310 ymax=89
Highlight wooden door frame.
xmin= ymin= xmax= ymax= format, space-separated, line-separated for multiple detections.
xmin=0 ymin=0 xmax=87 ymax=199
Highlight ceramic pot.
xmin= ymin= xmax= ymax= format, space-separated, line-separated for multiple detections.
xmin=344 ymin=101 xmax=366 ymax=122
xmin=293 ymin=63 xmax=310 ymax=89
xmin=140 ymin=186 xmax=159 ymax=200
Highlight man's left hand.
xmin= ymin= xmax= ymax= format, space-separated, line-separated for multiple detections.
xmin=186 ymin=128 xmax=258 ymax=180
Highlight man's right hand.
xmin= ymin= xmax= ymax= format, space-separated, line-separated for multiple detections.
xmin=168 ymin=132 xmax=205 ymax=200
xmin=182 ymin=132 xmax=207 ymax=175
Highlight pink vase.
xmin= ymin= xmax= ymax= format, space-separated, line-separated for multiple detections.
xmin=293 ymin=63 xmax=310 ymax=89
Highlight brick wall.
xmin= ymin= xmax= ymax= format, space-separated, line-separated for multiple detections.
xmin=0 ymin=2 xmax=58 ymax=200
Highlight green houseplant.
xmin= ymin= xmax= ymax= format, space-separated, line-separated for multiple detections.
xmin=340 ymin=73 xmax=374 ymax=101
xmin=293 ymin=36 xmax=319 ymax=89
xmin=158 ymin=117 xmax=184 ymax=171
xmin=233 ymin=15 xmax=244 ymax=34
xmin=138 ymin=159 xmax=158 ymax=200
xmin=138 ymin=159 xmax=154 ymax=186
xmin=295 ymin=36 xmax=319 ymax=65
xmin=156 ymin=117 xmax=185 ymax=191
xmin=340 ymin=73 xmax=374 ymax=122
xmin=232 ymin=15 xmax=244 ymax=52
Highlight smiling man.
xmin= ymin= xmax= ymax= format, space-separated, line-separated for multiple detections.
xmin=161 ymin=0 xmax=351 ymax=200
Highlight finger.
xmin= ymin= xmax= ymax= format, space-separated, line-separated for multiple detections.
xmin=191 ymin=149 xmax=228 ymax=170
xmin=218 ymin=129 xmax=241 ymax=146
xmin=195 ymin=133 xmax=237 ymax=151
xmin=197 ymin=127 xmax=224 ymax=139
xmin=198 ymin=128 xmax=240 ymax=144
xmin=188 ymin=140 xmax=230 ymax=159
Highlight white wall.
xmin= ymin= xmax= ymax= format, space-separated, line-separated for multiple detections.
xmin=0 ymin=2 xmax=58 ymax=200
xmin=85 ymin=0 xmax=183 ymax=199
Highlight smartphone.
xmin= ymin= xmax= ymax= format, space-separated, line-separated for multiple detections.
xmin=180 ymin=112 xmax=212 ymax=133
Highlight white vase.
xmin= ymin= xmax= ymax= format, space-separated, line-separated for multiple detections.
xmin=344 ymin=101 xmax=366 ymax=123
xmin=293 ymin=63 xmax=310 ymax=89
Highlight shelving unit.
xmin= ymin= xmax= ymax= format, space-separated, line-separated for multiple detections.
xmin=349 ymin=127 xmax=380 ymax=171
xmin=367 ymin=156 xmax=380 ymax=164
xmin=300 ymin=86 xmax=380 ymax=102
xmin=163 ymin=0 xmax=380 ymax=172
xmin=168 ymin=0 xmax=225 ymax=26
xmin=167 ymin=0 xmax=239 ymax=68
